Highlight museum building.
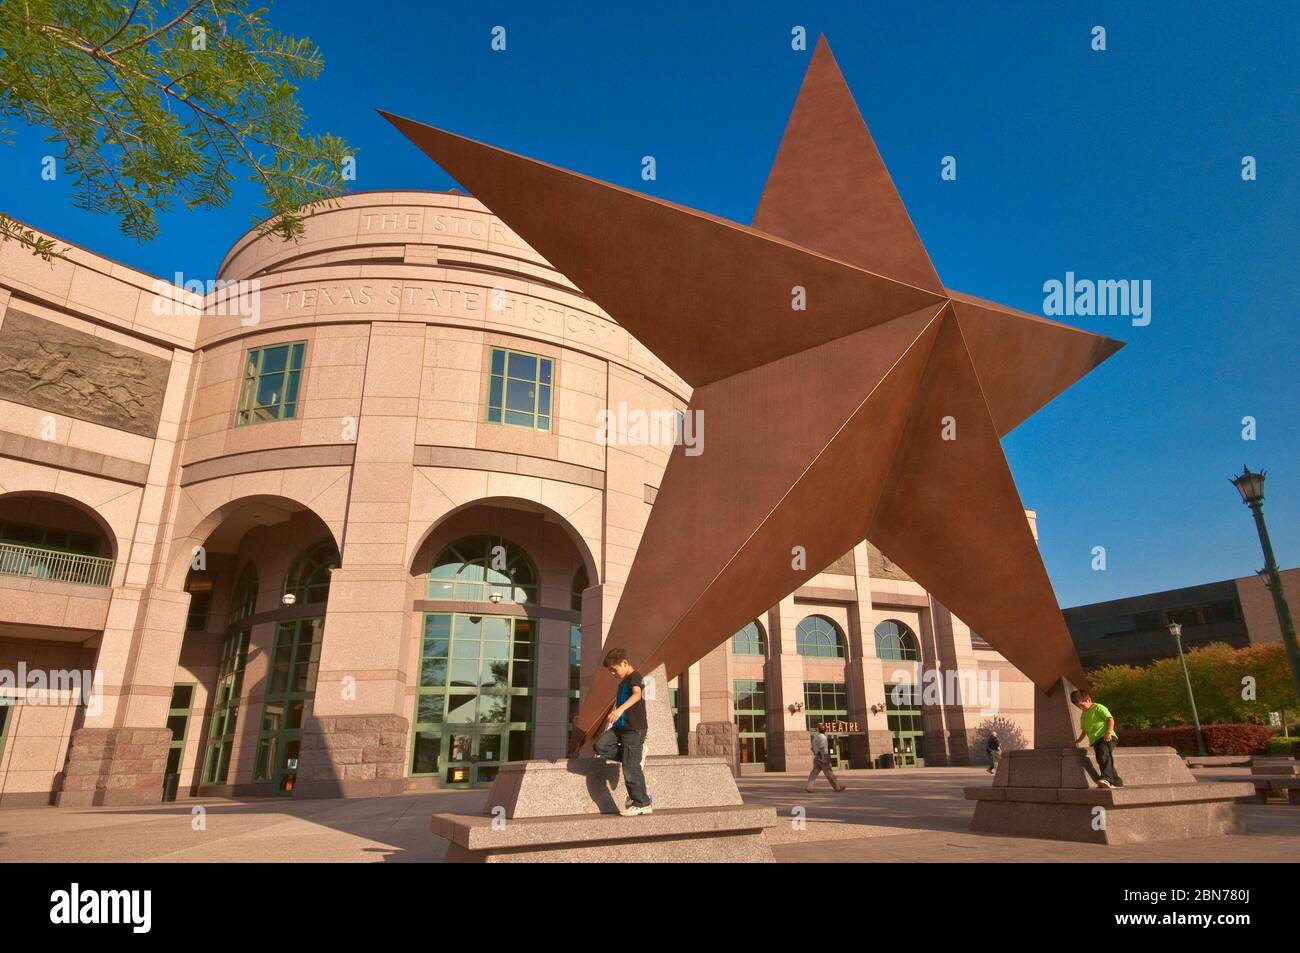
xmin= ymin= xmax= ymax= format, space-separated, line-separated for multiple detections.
xmin=0 ymin=191 xmax=1036 ymax=805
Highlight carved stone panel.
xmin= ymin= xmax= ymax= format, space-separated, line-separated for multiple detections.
xmin=0 ymin=309 xmax=170 ymax=437
xmin=867 ymin=542 xmax=913 ymax=582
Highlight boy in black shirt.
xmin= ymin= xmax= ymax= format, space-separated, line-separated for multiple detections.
xmin=594 ymin=647 xmax=652 ymax=815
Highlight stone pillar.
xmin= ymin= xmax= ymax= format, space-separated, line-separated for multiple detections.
xmin=56 ymin=586 xmax=190 ymax=806
xmin=767 ymin=597 xmax=813 ymax=774
xmin=690 ymin=721 xmax=740 ymax=777
xmin=295 ymin=322 xmax=423 ymax=797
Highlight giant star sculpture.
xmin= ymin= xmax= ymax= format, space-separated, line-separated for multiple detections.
xmin=382 ymin=36 xmax=1122 ymax=751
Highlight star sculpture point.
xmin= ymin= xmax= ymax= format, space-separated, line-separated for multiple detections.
xmin=382 ymin=35 xmax=1122 ymax=748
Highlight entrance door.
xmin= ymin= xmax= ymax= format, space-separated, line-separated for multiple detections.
xmin=884 ymin=682 xmax=925 ymax=768
xmin=441 ymin=728 xmax=508 ymax=787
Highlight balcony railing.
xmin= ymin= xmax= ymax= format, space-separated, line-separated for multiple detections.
xmin=0 ymin=542 xmax=114 ymax=587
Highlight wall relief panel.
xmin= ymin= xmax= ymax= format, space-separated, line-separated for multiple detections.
xmin=0 ymin=309 xmax=170 ymax=437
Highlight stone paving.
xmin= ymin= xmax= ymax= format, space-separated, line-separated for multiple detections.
xmin=0 ymin=766 xmax=1295 ymax=863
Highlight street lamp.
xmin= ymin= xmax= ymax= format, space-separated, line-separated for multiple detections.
xmin=1230 ymin=466 xmax=1300 ymax=702
xmin=1168 ymin=620 xmax=1207 ymax=757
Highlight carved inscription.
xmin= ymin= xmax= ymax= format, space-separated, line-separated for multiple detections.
xmin=0 ymin=309 xmax=169 ymax=436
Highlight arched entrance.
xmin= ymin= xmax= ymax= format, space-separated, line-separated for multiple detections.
xmin=174 ymin=495 xmax=340 ymax=797
xmin=408 ymin=499 xmax=597 ymax=788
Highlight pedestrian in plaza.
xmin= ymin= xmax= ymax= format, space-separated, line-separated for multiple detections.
xmin=806 ymin=726 xmax=847 ymax=793
xmin=1071 ymin=689 xmax=1124 ymax=788
xmin=986 ymin=729 xmax=1002 ymax=774
xmin=593 ymin=647 xmax=653 ymax=816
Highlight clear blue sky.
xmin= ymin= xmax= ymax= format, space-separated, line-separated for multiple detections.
xmin=2 ymin=1 xmax=1295 ymax=608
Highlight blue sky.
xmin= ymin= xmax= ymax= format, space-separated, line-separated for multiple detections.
xmin=2 ymin=1 xmax=1295 ymax=607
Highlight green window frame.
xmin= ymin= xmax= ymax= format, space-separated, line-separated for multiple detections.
xmin=734 ymin=679 xmax=768 ymax=765
xmin=426 ymin=534 xmax=539 ymax=605
xmin=201 ymin=630 xmax=248 ymax=785
xmin=411 ymin=612 xmax=536 ymax=786
xmin=0 ymin=519 xmax=101 ymax=555
xmin=796 ymin=615 xmax=845 ymax=658
xmin=486 ymin=347 xmax=553 ymax=431
xmin=284 ymin=539 xmax=339 ymax=606
xmin=803 ymin=681 xmax=849 ymax=730
xmin=568 ymin=622 xmax=582 ymax=727
xmin=884 ymin=681 xmax=925 ymax=764
xmin=166 ymin=684 xmax=196 ymax=778
xmin=875 ymin=619 xmax=920 ymax=661
xmin=236 ymin=341 xmax=306 ymax=425
xmin=254 ymin=618 xmax=324 ymax=794
xmin=0 ymin=700 xmax=12 ymax=764
xmin=731 ymin=621 xmax=766 ymax=656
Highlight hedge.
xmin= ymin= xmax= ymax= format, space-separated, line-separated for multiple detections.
xmin=1117 ymin=723 xmax=1275 ymax=756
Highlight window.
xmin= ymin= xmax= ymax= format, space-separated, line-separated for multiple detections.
xmin=201 ymin=566 xmax=256 ymax=786
xmin=254 ymin=618 xmax=324 ymax=793
xmin=0 ymin=700 xmax=12 ymax=764
xmin=874 ymin=619 xmax=920 ymax=661
xmin=796 ymin=615 xmax=845 ymax=659
xmin=411 ymin=612 xmax=535 ymax=786
xmin=427 ymin=535 xmax=538 ymax=604
xmin=884 ymin=682 xmax=925 ymax=766
xmin=285 ymin=540 xmax=339 ymax=605
xmin=734 ymin=679 xmax=767 ymax=765
xmin=731 ymin=621 xmax=766 ymax=657
xmin=184 ymin=571 xmax=213 ymax=632
xmin=237 ymin=341 xmax=306 ymax=425
xmin=486 ymin=347 xmax=552 ymax=431
xmin=166 ymin=684 xmax=195 ymax=777
xmin=201 ymin=630 xmax=248 ymax=785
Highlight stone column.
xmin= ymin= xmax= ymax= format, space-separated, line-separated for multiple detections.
xmin=295 ymin=322 xmax=423 ymax=798
xmin=766 ymin=597 xmax=812 ymax=774
xmin=56 ymin=586 xmax=190 ymax=806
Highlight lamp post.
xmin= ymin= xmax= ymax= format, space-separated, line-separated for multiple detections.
xmin=1230 ymin=467 xmax=1300 ymax=702
xmin=1168 ymin=620 xmax=1207 ymax=757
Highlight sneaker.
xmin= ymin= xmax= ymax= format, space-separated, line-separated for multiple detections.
xmin=1097 ymin=778 xmax=1113 ymax=789
xmin=804 ymin=786 xmax=815 ymax=793
xmin=833 ymin=786 xmax=847 ymax=792
xmin=620 ymin=804 xmax=652 ymax=816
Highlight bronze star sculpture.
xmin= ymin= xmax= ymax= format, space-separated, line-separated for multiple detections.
xmin=382 ymin=36 xmax=1122 ymax=752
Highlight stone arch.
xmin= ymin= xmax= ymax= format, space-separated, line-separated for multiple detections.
xmin=165 ymin=493 xmax=343 ymax=591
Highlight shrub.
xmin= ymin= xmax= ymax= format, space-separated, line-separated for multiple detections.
xmin=1266 ymin=737 xmax=1300 ymax=757
xmin=1118 ymin=723 xmax=1274 ymax=756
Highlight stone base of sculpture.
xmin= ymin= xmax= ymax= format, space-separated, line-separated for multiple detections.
xmin=965 ymin=746 xmax=1254 ymax=844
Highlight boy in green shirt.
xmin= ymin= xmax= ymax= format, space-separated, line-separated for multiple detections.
xmin=1071 ymin=689 xmax=1124 ymax=788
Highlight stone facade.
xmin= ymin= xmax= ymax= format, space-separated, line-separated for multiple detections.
xmin=0 ymin=191 xmax=1035 ymax=805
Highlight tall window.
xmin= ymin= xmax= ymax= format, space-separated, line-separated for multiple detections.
xmin=255 ymin=618 xmax=324 ymax=793
xmin=0 ymin=700 xmax=12 ymax=764
xmin=884 ymin=682 xmax=925 ymax=766
xmin=796 ymin=615 xmax=845 ymax=659
xmin=731 ymin=621 xmax=766 ymax=657
xmin=184 ymin=571 xmax=213 ymax=632
xmin=486 ymin=347 xmax=553 ymax=431
xmin=411 ymin=612 xmax=535 ymax=787
xmin=202 ymin=630 xmax=248 ymax=785
xmin=285 ymin=540 xmax=339 ymax=605
xmin=874 ymin=619 xmax=920 ymax=661
xmin=427 ymin=535 xmax=538 ymax=604
xmin=569 ymin=566 xmax=587 ymax=727
xmin=734 ymin=679 xmax=768 ymax=765
xmin=237 ymin=341 xmax=306 ymax=425
xmin=166 ymin=684 xmax=195 ymax=777
xmin=201 ymin=565 xmax=255 ymax=785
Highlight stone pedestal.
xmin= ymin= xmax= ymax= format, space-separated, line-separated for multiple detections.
xmin=293 ymin=714 xmax=409 ymax=799
xmin=689 ymin=721 xmax=740 ymax=776
xmin=55 ymin=727 xmax=171 ymax=807
xmin=433 ymin=753 xmax=776 ymax=862
xmin=965 ymin=746 xmax=1255 ymax=844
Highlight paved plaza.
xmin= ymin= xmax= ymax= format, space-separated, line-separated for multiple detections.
xmin=0 ymin=767 xmax=1295 ymax=863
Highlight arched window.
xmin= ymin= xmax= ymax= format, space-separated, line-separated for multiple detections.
xmin=571 ymin=565 xmax=589 ymax=613
xmin=796 ymin=615 xmax=844 ymax=659
xmin=731 ymin=621 xmax=766 ymax=657
xmin=427 ymin=535 xmax=538 ymax=604
xmin=229 ymin=564 xmax=258 ymax=624
xmin=285 ymin=539 xmax=339 ymax=605
xmin=874 ymin=619 xmax=920 ymax=661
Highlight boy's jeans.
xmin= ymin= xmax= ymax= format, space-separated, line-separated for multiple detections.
xmin=594 ymin=727 xmax=650 ymax=807
xmin=1092 ymin=739 xmax=1123 ymax=785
